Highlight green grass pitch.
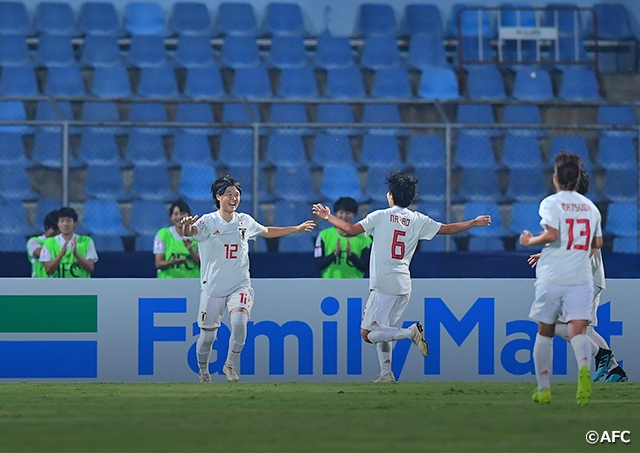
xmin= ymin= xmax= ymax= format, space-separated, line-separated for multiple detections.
xmin=0 ymin=381 xmax=638 ymax=452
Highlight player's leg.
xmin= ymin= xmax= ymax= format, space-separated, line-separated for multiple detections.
xmin=196 ymin=292 xmax=226 ymax=382
xmin=362 ymin=293 xmax=420 ymax=347
xmin=564 ymin=283 xmax=594 ymax=406
xmin=555 ymin=322 xmax=599 ymax=357
xmin=223 ymin=287 xmax=254 ymax=382
xmin=587 ymin=288 xmax=619 ymax=379
xmin=373 ymin=342 xmax=395 ymax=382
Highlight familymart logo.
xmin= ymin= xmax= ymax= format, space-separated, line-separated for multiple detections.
xmin=0 ymin=295 xmax=98 ymax=378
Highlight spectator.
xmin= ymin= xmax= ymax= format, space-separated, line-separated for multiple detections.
xmin=154 ymin=200 xmax=201 ymax=278
xmin=26 ymin=210 xmax=59 ymax=278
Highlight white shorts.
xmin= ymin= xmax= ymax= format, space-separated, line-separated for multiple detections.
xmin=361 ymin=290 xmax=410 ymax=330
xmin=529 ymin=281 xmax=594 ymax=325
xmin=197 ymin=286 xmax=254 ymax=329
xmin=557 ymin=283 xmax=603 ymax=326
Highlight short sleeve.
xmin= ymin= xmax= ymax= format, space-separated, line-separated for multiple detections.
xmin=359 ymin=210 xmax=384 ymax=236
xmin=539 ymin=197 xmax=559 ymax=230
xmin=26 ymin=238 xmax=41 ymax=258
xmin=417 ymin=213 xmax=442 ymax=240
xmin=152 ymin=233 xmax=165 ymax=254
xmin=245 ymin=215 xmax=266 ymax=240
xmin=39 ymin=244 xmax=52 ymax=262
xmin=86 ymin=239 xmax=99 ymax=262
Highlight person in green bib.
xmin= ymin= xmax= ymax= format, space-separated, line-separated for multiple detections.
xmin=39 ymin=207 xmax=98 ymax=278
xmin=314 ymin=197 xmax=371 ymax=278
xmin=154 ymin=200 xmax=201 ymax=278
xmin=26 ymin=210 xmax=59 ymax=278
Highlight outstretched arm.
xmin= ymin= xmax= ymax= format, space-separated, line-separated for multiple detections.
xmin=520 ymin=226 xmax=558 ymax=247
xmin=262 ymin=220 xmax=316 ymax=239
xmin=437 ymin=215 xmax=492 ymax=235
xmin=312 ymin=204 xmax=365 ymax=236
xmin=180 ymin=215 xmax=199 ymax=237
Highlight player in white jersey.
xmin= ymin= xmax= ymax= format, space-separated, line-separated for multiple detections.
xmin=527 ymin=169 xmax=627 ymax=383
xmin=312 ymin=171 xmax=491 ymax=382
xmin=519 ymin=152 xmax=603 ymax=406
xmin=181 ymin=176 xmax=316 ymax=383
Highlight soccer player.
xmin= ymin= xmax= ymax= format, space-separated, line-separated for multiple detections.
xmin=154 ymin=200 xmax=201 ymax=278
xmin=312 ymin=171 xmax=491 ymax=383
xmin=39 ymin=207 xmax=98 ymax=278
xmin=314 ymin=196 xmax=372 ymax=278
xmin=527 ymin=169 xmax=628 ymax=383
xmin=519 ymin=152 xmax=603 ymax=406
xmin=26 ymin=210 xmax=59 ymax=278
xmin=181 ymin=175 xmax=316 ymax=383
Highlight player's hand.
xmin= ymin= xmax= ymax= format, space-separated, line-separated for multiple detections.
xmin=527 ymin=253 xmax=541 ymax=268
xmin=475 ymin=215 xmax=492 ymax=227
xmin=71 ymin=239 xmax=78 ymax=254
xmin=346 ymin=239 xmax=352 ymax=255
xmin=334 ymin=239 xmax=341 ymax=256
xmin=181 ymin=215 xmax=199 ymax=227
xmin=173 ymin=257 xmax=188 ymax=265
xmin=296 ymin=220 xmax=316 ymax=233
xmin=519 ymin=230 xmax=533 ymax=246
xmin=312 ymin=204 xmax=330 ymax=220
xmin=183 ymin=238 xmax=194 ymax=251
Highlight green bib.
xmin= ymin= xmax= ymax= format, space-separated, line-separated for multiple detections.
xmin=156 ymin=228 xmax=200 ymax=278
xmin=43 ymin=235 xmax=93 ymax=278
xmin=319 ymin=227 xmax=372 ymax=279
xmin=27 ymin=236 xmax=49 ymax=278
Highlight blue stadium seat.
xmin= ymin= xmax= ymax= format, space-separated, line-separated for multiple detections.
xmin=511 ymin=67 xmax=554 ymax=101
xmin=506 ymin=167 xmax=548 ymax=202
xmin=78 ymin=131 xmax=127 ymax=166
xmin=320 ymin=164 xmax=366 ymax=202
xmin=231 ymin=66 xmax=272 ymax=98
xmin=84 ymin=164 xmax=129 ymax=200
xmin=83 ymin=199 xmax=129 ymax=236
xmin=0 ymin=65 xmax=38 ymax=96
xmin=0 ymin=132 xmax=28 ymax=165
xmin=90 ymin=234 xmax=125 ymax=252
xmin=0 ymin=34 xmax=30 ymax=66
xmin=371 ymin=67 xmax=412 ymax=99
xmin=277 ymin=233 xmax=314 ymax=252
xmin=314 ymin=32 xmax=354 ymax=69
xmin=171 ymin=2 xmax=212 ymax=36
xmin=221 ymin=35 xmax=260 ymax=68
xmin=605 ymin=202 xmax=638 ymax=237
xmin=406 ymin=134 xmax=445 ymax=169
xmin=268 ymin=36 xmax=307 ymax=68
xmin=467 ymin=236 xmax=505 ymax=251
xmin=324 ymin=67 xmax=365 ymax=98
xmin=124 ymin=2 xmax=167 ymax=36
xmin=596 ymin=135 xmax=637 ymax=170
xmin=218 ymin=129 xmax=254 ymax=166
xmin=35 ymin=198 xmax=60 ymax=229
xmin=134 ymin=234 xmax=156 ymax=252
xmin=0 ymin=163 xmax=37 ymax=200
xmin=215 ymin=2 xmax=258 ymax=36
xmin=184 ymin=66 xmax=226 ymax=99
xmin=78 ymin=2 xmax=120 ymax=36
xmin=360 ymin=36 xmax=401 ymax=69
xmin=454 ymin=133 xmax=497 ymax=169
xmin=449 ymin=3 xmax=495 ymax=37
xmin=458 ymin=37 xmax=494 ymax=63
xmin=413 ymin=167 xmax=446 ymax=202
xmin=178 ymin=164 xmax=217 ymax=200
xmin=586 ymin=3 xmax=633 ymax=40
xmin=137 ymin=65 xmax=179 ymax=97
xmin=418 ymin=67 xmax=459 ymax=99
xmin=129 ymin=102 xmax=168 ymax=128
xmin=272 ymin=198 xmax=312 ymax=225
xmin=542 ymin=3 xmax=583 ymax=36
xmin=502 ymin=105 xmax=545 ymax=137
xmin=361 ymin=104 xmax=402 ymax=135
xmin=175 ymin=36 xmax=216 ymax=68
xmin=550 ymin=135 xmax=593 ymax=171
xmin=456 ymin=104 xmax=500 ymax=137
xmin=35 ymin=100 xmax=73 ymax=122
xmin=612 ymin=236 xmax=638 ymax=253
xmin=501 ymin=135 xmax=544 ymax=169
xmin=558 ymin=66 xmax=602 ymax=101
xmin=509 ymin=201 xmax=542 ymax=239
xmin=602 ymin=168 xmax=638 ymax=203
xmin=356 ymin=3 xmax=397 ymax=37
xmin=81 ymin=35 xmax=122 ymax=67
xmin=466 ymin=65 xmax=506 ymax=100
xmin=172 ymin=131 xmax=216 ymax=166
xmin=130 ymin=200 xmax=168 ymax=237
xmin=597 ymin=106 xmax=636 ymax=137
xmin=0 ymin=102 xmax=30 ymax=135
xmin=360 ymin=133 xmax=402 ymax=168
xmin=463 ymin=201 xmax=506 ymax=237
xmin=406 ymin=34 xmax=448 ymax=69
xmin=500 ymin=40 xmax=538 ymax=66
xmin=264 ymin=132 xmax=308 ymax=167
xmin=0 ymin=199 xmax=35 ymax=235
xmin=456 ymin=168 xmax=502 ymax=202
xmin=80 ymin=101 xmax=123 ymax=134
xmin=35 ymin=2 xmax=78 ymax=36
xmin=220 ymin=164 xmax=268 ymax=204
xmin=499 ymin=5 xmax=537 ymax=64
xmin=0 ymin=1 xmax=31 ymax=35
xmin=365 ymin=166 xmax=403 ymax=201
xmin=32 ymin=129 xmax=84 ymax=168
xmin=550 ymin=37 xmax=591 ymax=70
xmin=419 ymin=234 xmax=447 ymax=252
xmin=277 ymin=66 xmax=319 ymax=98
xmin=44 ymin=66 xmax=85 ymax=96
xmin=128 ymin=35 xmax=168 ymax=67
xmin=313 ymin=133 xmax=355 ymax=166
xmin=402 ymin=4 xmax=443 ymax=37
xmin=91 ymin=65 xmax=132 ymax=97
xmin=221 ymin=103 xmax=259 ymax=122
xmin=315 ymin=103 xmax=356 ymax=134
xmin=269 ymin=103 xmax=308 ymax=125
xmin=37 ymin=34 xmax=75 ymax=67
xmin=263 ymin=2 xmax=306 ymax=37
xmin=175 ymin=102 xmax=217 ymax=132
xmin=417 ymin=202 xmax=445 ymax=224
xmin=126 ymin=131 xmax=168 ymax=166
xmin=131 ymin=165 xmax=177 ymax=201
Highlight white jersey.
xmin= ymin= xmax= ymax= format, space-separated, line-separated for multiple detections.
xmin=359 ymin=206 xmax=441 ymax=296
xmin=535 ymin=191 xmax=602 ymax=285
xmin=591 ymin=249 xmax=605 ymax=289
xmin=193 ymin=211 xmax=265 ymax=297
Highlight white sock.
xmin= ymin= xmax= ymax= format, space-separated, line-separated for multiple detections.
xmin=533 ymin=334 xmax=553 ymax=391
xmin=570 ymin=334 xmax=592 ymax=371
xmin=586 ymin=327 xmax=619 ymax=370
xmin=367 ymin=326 xmax=412 ymax=343
xmin=557 ymin=324 xmax=598 ymax=357
xmin=376 ymin=342 xmax=392 ymax=374
xmin=196 ymin=330 xmax=217 ymax=372
xmin=225 ymin=311 xmax=248 ymax=366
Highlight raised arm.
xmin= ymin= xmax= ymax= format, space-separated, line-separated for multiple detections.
xmin=180 ymin=215 xmax=199 ymax=237
xmin=437 ymin=215 xmax=492 ymax=235
xmin=311 ymin=204 xmax=364 ymax=236
xmin=261 ymin=220 xmax=316 ymax=239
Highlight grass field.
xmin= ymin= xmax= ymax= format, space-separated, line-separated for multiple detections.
xmin=0 ymin=381 xmax=638 ymax=453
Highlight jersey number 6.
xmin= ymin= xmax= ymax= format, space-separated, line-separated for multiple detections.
xmin=392 ymin=230 xmax=406 ymax=259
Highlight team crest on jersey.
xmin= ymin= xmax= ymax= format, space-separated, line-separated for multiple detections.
xmin=238 ymin=221 xmax=246 ymax=240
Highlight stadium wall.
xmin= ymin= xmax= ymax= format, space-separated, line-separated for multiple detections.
xmin=0 ymin=278 xmax=636 ymax=382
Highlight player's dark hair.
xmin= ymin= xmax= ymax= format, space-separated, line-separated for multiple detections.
xmin=577 ymin=169 xmax=590 ymax=196
xmin=168 ymin=200 xmax=191 ymax=216
xmin=553 ymin=151 xmax=582 ymax=191
xmin=333 ymin=197 xmax=358 ymax=215
xmin=43 ymin=210 xmax=59 ymax=231
xmin=211 ymin=175 xmax=242 ymax=208
xmin=386 ymin=171 xmax=417 ymax=208
xmin=57 ymin=207 xmax=78 ymax=222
